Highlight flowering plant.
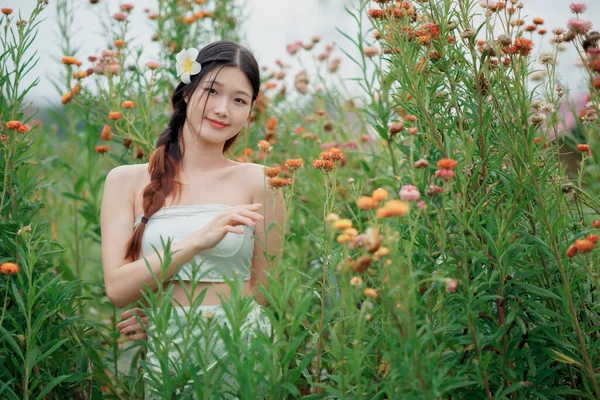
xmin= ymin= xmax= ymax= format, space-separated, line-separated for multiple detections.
xmin=175 ymin=47 xmax=201 ymax=84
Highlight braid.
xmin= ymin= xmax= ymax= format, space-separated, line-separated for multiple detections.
xmin=124 ymin=91 xmax=185 ymax=261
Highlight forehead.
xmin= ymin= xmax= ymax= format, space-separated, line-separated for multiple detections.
xmin=200 ymin=66 xmax=252 ymax=92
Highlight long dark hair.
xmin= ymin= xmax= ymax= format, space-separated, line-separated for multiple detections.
xmin=125 ymin=40 xmax=260 ymax=261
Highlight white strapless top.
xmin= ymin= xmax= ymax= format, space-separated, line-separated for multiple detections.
xmin=133 ymin=204 xmax=255 ymax=282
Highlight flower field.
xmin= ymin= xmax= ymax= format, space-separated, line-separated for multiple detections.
xmin=1 ymin=0 xmax=600 ymax=398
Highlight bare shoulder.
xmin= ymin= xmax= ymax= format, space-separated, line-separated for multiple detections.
xmin=235 ymin=162 xmax=267 ymax=184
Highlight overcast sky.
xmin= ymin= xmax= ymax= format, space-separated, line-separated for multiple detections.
xmin=3 ymin=0 xmax=599 ymax=106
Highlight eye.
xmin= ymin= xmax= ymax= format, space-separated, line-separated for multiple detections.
xmin=205 ymin=88 xmax=217 ymax=95
xmin=235 ymin=98 xmax=247 ymax=105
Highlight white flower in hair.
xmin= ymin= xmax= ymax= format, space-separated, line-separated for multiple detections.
xmin=175 ymin=48 xmax=201 ymax=84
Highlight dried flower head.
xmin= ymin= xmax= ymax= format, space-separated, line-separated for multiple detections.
xmin=333 ymin=219 xmax=353 ymax=230
xmin=95 ymin=145 xmax=109 ymax=154
xmin=284 ymin=158 xmax=304 ymax=170
xmin=350 ymin=276 xmax=363 ymax=287
xmin=357 ymin=196 xmax=379 ymax=210
xmin=5 ymin=121 xmax=21 ymax=130
xmin=121 ymin=100 xmax=135 ymax=109
xmin=570 ymin=3 xmax=587 ymax=14
xmin=100 ymin=125 xmax=113 ymax=140
xmin=436 ymin=158 xmax=458 ymax=170
xmin=62 ymin=56 xmax=82 ymax=66
xmin=0 ymin=262 xmax=19 ymax=275
xmin=312 ymin=158 xmax=335 ymax=172
xmin=399 ymin=185 xmax=421 ymax=201
xmin=446 ymin=278 xmax=458 ymax=293
xmin=268 ymin=177 xmax=292 ymax=188
xmin=363 ymin=288 xmax=379 ymax=299
xmin=372 ymin=188 xmax=389 ymax=201
xmin=257 ymin=140 xmax=273 ymax=152
xmin=376 ymin=200 xmax=409 ymax=218
xmin=574 ymin=238 xmax=594 ymax=253
xmin=264 ymin=166 xmax=281 ymax=178
xmin=108 ymin=112 xmax=122 ymax=120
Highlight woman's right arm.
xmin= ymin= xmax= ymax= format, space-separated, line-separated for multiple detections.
xmin=100 ymin=165 xmax=205 ymax=308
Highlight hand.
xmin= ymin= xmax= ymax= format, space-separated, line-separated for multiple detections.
xmin=194 ymin=203 xmax=264 ymax=250
xmin=117 ymin=307 xmax=148 ymax=341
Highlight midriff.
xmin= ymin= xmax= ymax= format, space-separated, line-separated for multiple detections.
xmin=154 ymin=280 xmax=256 ymax=306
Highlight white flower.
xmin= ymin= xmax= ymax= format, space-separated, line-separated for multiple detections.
xmin=175 ymin=48 xmax=201 ymax=84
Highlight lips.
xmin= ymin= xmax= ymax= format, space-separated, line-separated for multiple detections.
xmin=206 ymin=118 xmax=229 ymax=128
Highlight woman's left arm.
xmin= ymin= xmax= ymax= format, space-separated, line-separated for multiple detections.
xmin=250 ymin=164 xmax=286 ymax=306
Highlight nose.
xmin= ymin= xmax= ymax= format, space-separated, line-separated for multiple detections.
xmin=214 ymin=98 xmax=229 ymax=118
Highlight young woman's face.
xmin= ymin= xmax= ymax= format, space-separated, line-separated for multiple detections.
xmin=186 ymin=66 xmax=253 ymax=146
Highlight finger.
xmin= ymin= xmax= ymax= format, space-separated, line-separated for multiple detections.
xmin=129 ymin=332 xmax=147 ymax=341
xmin=117 ymin=315 xmax=148 ymax=330
xmin=120 ymin=323 xmax=145 ymax=335
xmin=224 ymin=225 xmax=245 ymax=235
xmin=120 ymin=308 xmax=146 ymax=319
xmin=236 ymin=203 xmax=262 ymax=210
xmin=229 ymin=214 xmax=255 ymax=228
xmin=236 ymin=209 xmax=265 ymax=222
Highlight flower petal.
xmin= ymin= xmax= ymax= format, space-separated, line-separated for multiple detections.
xmin=175 ymin=49 xmax=188 ymax=64
xmin=191 ymin=61 xmax=202 ymax=75
xmin=187 ymin=48 xmax=199 ymax=61
xmin=176 ymin=63 xmax=183 ymax=76
xmin=181 ymin=73 xmax=191 ymax=84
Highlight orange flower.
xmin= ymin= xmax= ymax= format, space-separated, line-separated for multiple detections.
xmin=2 ymin=8 xmax=13 ymax=15
xmin=333 ymin=219 xmax=353 ymax=230
xmin=264 ymin=166 xmax=280 ymax=178
xmin=371 ymin=188 xmax=388 ymax=201
xmin=577 ymin=144 xmax=591 ymax=153
xmin=257 ymin=140 xmax=273 ymax=152
xmin=566 ymin=245 xmax=578 ymax=258
xmin=71 ymin=83 xmax=81 ymax=95
xmin=265 ymin=82 xmax=276 ymax=89
xmin=266 ymin=116 xmax=277 ymax=130
xmin=363 ymin=288 xmax=379 ymax=299
xmin=587 ymin=234 xmax=599 ymax=244
xmin=376 ymin=200 xmax=409 ymax=218
xmin=514 ymin=37 xmax=533 ymax=56
xmin=533 ymin=17 xmax=544 ymax=25
xmin=61 ymin=56 xmax=82 ymax=66
xmin=17 ymin=124 xmax=28 ymax=134
xmin=108 ymin=112 xmax=122 ymax=120
xmin=100 ymin=125 xmax=113 ymax=141
xmin=5 ymin=121 xmax=21 ymax=130
xmin=268 ymin=177 xmax=292 ymax=188
xmin=0 ymin=262 xmax=19 ymax=275
xmin=95 ymin=145 xmax=109 ymax=154
xmin=121 ymin=100 xmax=135 ymax=109
xmin=367 ymin=9 xmax=384 ymax=19
xmin=284 ymin=158 xmax=304 ymax=170
xmin=405 ymin=114 xmax=418 ymax=122
xmin=436 ymin=158 xmax=458 ymax=170
xmin=61 ymin=91 xmax=73 ymax=105
xmin=350 ymin=255 xmax=373 ymax=273
xmin=592 ymin=220 xmax=600 ymax=228
xmin=114 ymin=39 xmax=125 ymax=48
xmin=312 ymin=159 xmax=334 ymax=172
xmin=574 ymin=239 xmax=594 ymax=253
xmin=72 ymin=70 xmax=88 ymax=80
xmin=357 ymin=196 xmax=379 ymax=210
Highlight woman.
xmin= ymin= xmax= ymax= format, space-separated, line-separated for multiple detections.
xmin=100 ymin=40 xmax=285 ymax=398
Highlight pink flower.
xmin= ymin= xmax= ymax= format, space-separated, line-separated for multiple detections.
xmin=146 ymin=61 xmax=160 ymax=70
xmin=567 ymin=18 xmax=592 ymax=34
xmin=446 ymin=278 xmax=458 ymax=293
xmin=399 ymin=185 xmax=421 ymax=201
xmin=570 ymin=3 xmax=587 ymax=14
xmin=416 ymin=201 xmax=427 ymax=210
xmin=286 ymin=41 xmax=303 ymax=55
xmin=113 ymin=13 xmax=127 ymax=21
xmin=120 ymin=3 xmax=134 ymax=12
xmin=434 ymin=168 xmax=455 ymax=181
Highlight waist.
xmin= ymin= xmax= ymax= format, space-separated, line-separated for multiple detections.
xmin=159 ymin=279 xmax=254 ymax=307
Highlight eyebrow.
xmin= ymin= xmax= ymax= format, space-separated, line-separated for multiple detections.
xmin=206 ymin=80 xmax=251 ymax=98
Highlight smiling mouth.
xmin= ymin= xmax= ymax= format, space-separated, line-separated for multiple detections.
xmin=206 ymin=118 xmax=229 ymax=128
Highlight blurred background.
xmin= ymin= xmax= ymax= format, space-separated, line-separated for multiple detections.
xmin=3 ymin=0 xmax=599 ymax=105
